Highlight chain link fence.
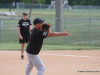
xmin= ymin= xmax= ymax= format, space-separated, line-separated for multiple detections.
xmin=0 ymin=18 xmax=100 ymax=46
xmin=0 ymin=3 xmax=100 ymax=45
xmin=0 ymin=20 xmax=1 ymax=42
xmin=16 ymin=3 xmax=100 ymax=18
xmin=0 ymin=3 xmax=100 ymax=19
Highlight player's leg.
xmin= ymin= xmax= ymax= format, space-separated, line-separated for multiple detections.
xmin=25 ymin=58 xmax=34 ymax=75
xmin=26 ymin=34 xmax=30 ymax=43
xmin=19 ymin=38 xmax=25 ymax=59
xmin=26 ymin=52 xmax=45 ymax=75
xmin=34 ymin=55 xmax=45 ymax=75
xmin=35 ymin=56 xmax=45 ymax=75
xmin=21 ymin=43 xmax=25 ymax=59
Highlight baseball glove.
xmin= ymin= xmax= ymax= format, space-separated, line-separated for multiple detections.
xmin=41 ymin=22 xmax=51 ymax=31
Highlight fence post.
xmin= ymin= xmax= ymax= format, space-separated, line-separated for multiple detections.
xmin=64 ymin=19 xmax=67 ymax=44
xmin=0 ymin=20 xmax=1 ymax=42
xmin=95 ymin=6 xmax=96 ymax=18
xmin=82 ymin=5 xmax=84 ymax=18
xmin=75 ymin=5 xmax=76 ymax=18
xmin=55 ymin=0 xmax=63 ymax=32
xmin=16 ymin=2 xmax=18 ymax=17
xmin=89 ymin=6 xmax=91 ymax=46
xmin=40 ymin=4 xmax=42 ymax=18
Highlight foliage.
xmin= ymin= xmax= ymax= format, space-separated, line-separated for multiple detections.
xmin=35 ymin=0 xmax=46 ymax=4
xmin=20 ymin=0 xmax=100 ymax=5
xmin=0 ymin=0 xmax=100 ymax=5
xmin=0 ymin=0 xmax=22 ymax=3
xmin=21 ymin=0 xmax=31 ymax=3
xmin=21 ymin=0 xmax=46 ymax=4
xmin=69 ymin=0 xmax=100 ymax=5
xmin=0 ymin=0 xmax=46 ymax=4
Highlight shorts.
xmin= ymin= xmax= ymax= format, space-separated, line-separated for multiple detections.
xmin=19 ymin=35 xmax=30 ymax=43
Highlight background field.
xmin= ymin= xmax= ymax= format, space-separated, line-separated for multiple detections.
xmin=0 ymin=8 xmax=100 ymax=18
xmin=0 ymin=43 xmax=100 ymax=50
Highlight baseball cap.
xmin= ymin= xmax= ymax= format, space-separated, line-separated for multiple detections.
xmin=33 ymin=18 xmax=45 ymax=25
xmin=23 ymin=12 xmax=28 ymax=15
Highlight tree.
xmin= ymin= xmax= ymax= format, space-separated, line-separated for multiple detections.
xmin=21 ymin=0 xmax=46 ymax=4
xmin=0 ymin=0 xmax=100 ymax=5
xmin=69 ymin=0 xmax=100 ymax=5
xmin=29 ymin=0 xmax=34 ymax=19
xmin=35 ymin=0 xmax=46 ymax=4
xmin=21 ymin=0 xmax=31 ymax=3
xmin=44 ymin=0 xmax=51 ymax=4
xmin=0 ymin=0 xmax=21 ymax=3
xmin=9 ymin=0 xmax=12 ymax=11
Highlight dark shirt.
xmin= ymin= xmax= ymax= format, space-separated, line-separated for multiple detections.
xmin=26 ymin=28 xmax=48 ymax=55
xmin=17 ymin=19 xmax=32 ymax=36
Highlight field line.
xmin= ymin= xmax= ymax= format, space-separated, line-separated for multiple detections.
xmin=40 ymin=53 xmax=100 ymax=58
xmin=0 ymin=51 xmax=100 ymax=58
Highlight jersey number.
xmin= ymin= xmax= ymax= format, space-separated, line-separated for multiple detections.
xmin=43 ymin=31 xmax=47 ymax=36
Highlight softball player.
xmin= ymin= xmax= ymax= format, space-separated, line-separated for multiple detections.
xmin=17 ymin=12 xmax=32 ymax=59
xmin=25 ymin=18 xmax=70 ymax=75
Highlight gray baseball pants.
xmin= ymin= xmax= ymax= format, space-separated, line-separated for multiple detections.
xmin=25 ymin=52 xmax=45 ymax=75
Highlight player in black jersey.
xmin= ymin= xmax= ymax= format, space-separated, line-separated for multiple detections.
xmin=25 ymin=18 xmax=70 ymax=75
xmin=17 ymin=12 xmax=33 ymax=59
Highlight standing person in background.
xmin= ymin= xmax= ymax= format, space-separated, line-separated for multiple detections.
xmin=17 ymin=12 xmax=33 ymax=59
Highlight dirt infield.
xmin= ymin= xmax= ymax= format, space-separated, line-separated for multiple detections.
xmin=0 ymin=50 xmax=100 ymax=75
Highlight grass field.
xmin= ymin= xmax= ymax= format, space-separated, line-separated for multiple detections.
xmin=0 ymin=8 xmax=100 ymax=18
xmin=0 ymin=43 xmax=100 ymax=50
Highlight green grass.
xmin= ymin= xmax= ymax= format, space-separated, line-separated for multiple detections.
xmin=0 ymin=8 xmax=100 ymax=18
xmin=14 ymin=9 xmax=100 ymax=18
xmin=0 ymin=43 xmax=100 ymax=50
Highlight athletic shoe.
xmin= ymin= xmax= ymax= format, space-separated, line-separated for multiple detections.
xmin=21 ymin=55 xmax=24 ymax=59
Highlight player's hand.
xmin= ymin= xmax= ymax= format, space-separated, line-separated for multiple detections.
xmin=63 ymin=30 xmax=70 ymax=36
xmin=30 ymin=29 xmax=33 ymax=32
xmin=47 ymin=29 xmax=51 ymax=33
xmin=20 ymin=36 xmax=23 ymax=40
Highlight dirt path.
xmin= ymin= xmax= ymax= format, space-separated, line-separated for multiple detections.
xmin=0 ymin=50 xmax=100 ymax=75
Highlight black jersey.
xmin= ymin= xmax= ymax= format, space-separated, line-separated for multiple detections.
xmin=17 ymin=19 xmax=32 ymax=36
xmin=26 ymin=28 xmax=48 ymax=55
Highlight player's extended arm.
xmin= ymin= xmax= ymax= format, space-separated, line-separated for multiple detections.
xmin=17 ymin=27 xmax=23 ymax=40
xmin=47 ymin=30 xmax=70 ymax=37
xmin=29 ymin=25 xmax=33 ymax=32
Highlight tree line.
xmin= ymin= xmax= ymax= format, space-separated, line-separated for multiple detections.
xmin=0 ymin=0 xmax=100 ymax=5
